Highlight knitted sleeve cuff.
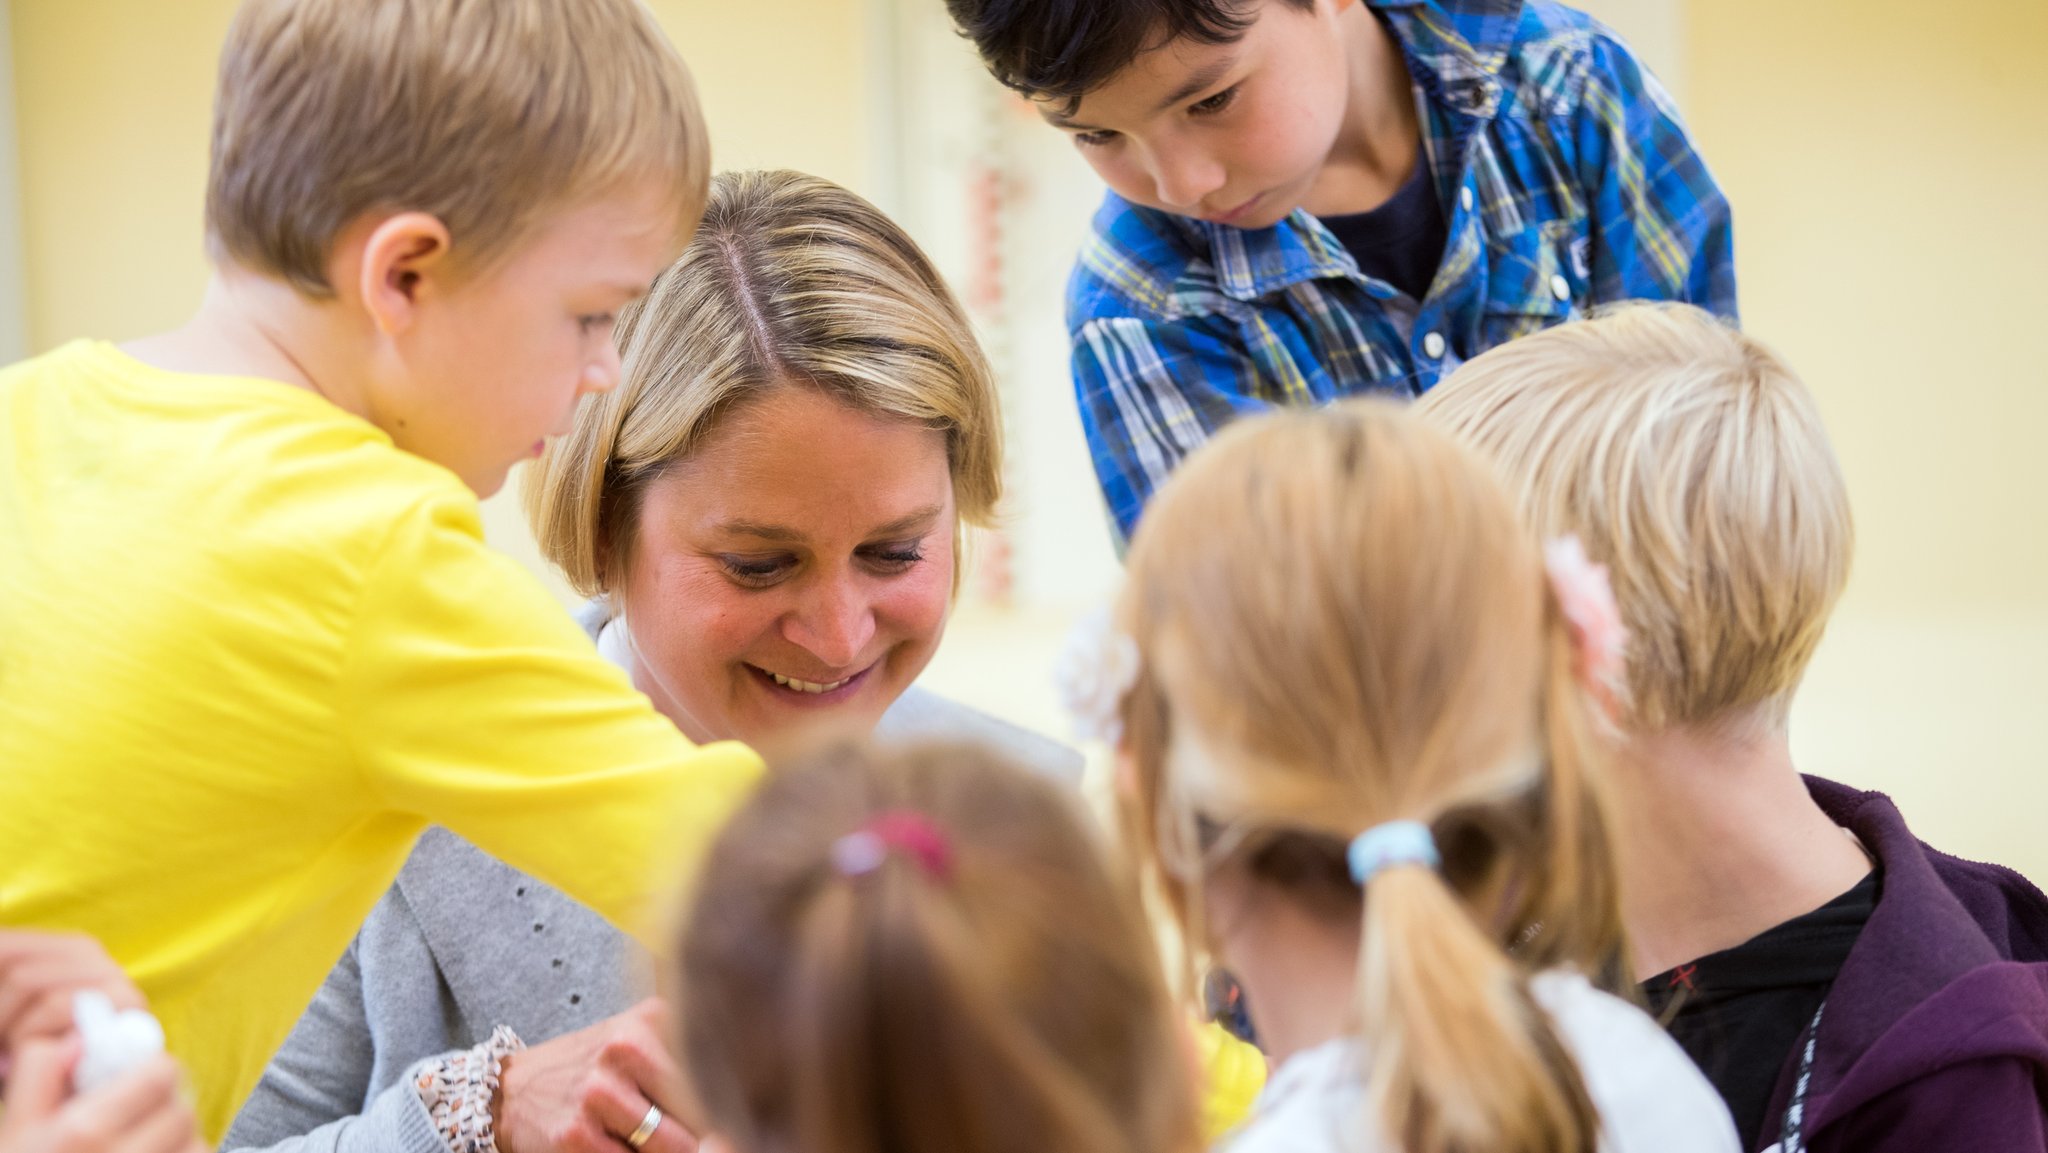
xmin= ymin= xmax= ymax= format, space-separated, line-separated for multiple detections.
xmin=411 ymin=1026 xmax=524 ymax=1153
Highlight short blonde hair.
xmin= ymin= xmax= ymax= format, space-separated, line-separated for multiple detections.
xmin=527 ymin=169 xmax=1004 ymax=597
xmin=1416 ymin=303 xmax=1853 ymax=731
xmin=207 ymin=0 xmax=709 ymax=294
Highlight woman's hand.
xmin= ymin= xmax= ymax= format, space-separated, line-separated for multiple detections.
xmin=0 ymin=1037 xmax=207 ymax=1153
xmin=0 ymin=930 xmax=150 ymax=1083
xmin=496 ymin=998 xmax=698 ymax=1153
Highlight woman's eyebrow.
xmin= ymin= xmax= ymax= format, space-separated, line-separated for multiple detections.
xmin=867 ymin=504 xmax=946 ymax=537
xmin=714 ymin=504 xmax=945 ymax=543
xmin=714 ymin=519 xmax=804 ymax=543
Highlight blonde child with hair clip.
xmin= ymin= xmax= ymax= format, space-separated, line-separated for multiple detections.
xmin=1084 ymin=400 xmax=1738 ymax=1153
xmin=0 ymin=0 xmax=759 ymax=1139
xmin=671 ymin=739 xmax=1203 ymax=1153
xmin=1419 ymin=303 xmax=2048 ymax=1153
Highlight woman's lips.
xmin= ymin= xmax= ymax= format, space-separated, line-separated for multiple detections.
xmin=746 ymin=662 xmax=874 ymax=703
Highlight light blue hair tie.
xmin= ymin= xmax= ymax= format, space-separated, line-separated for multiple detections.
xmin=1347 ymin=820 xmax=1440 ymax=884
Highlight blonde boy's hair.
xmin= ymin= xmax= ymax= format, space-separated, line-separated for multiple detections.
xmin=527 ymin=169 xmax=1004 ymax=597
xmin=207 ymin=0 xmax=709 ymax=293
xmin=1416 ymin=303 xmax=1853 ymax=731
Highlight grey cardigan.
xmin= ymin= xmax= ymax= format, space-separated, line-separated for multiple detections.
xmin=223 ymin=658 xmax=1080 ymax=1153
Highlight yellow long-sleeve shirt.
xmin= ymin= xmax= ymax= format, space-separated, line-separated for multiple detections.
xmin=0 ymin=342 xmax=761 ymax=1139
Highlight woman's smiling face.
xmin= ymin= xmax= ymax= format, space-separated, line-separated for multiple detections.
xmin=616 ymin=382 xmax=957 ymax=746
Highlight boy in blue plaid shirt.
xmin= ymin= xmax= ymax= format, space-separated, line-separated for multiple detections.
xmin=946 ymin=0 xmax=1735 ymax=542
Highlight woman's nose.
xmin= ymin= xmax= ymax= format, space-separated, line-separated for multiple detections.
xmin=783 ymin=577 xmax=877 ymax=669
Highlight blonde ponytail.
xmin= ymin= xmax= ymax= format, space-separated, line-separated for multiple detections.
xmin=1114 ymin=401 xmax=1635 ymax=1153
xmin=1358 ymin=862 xmax=1598 ymax=1153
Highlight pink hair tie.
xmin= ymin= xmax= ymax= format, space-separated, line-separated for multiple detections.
xmin=830 ymin=810 xmax=955 ymax=881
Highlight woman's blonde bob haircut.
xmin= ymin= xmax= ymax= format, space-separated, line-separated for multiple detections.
xmin=528 ymin=169 xmax=1003 ymax=598
xmin=1416 ymin=303 xmax=1853 ymax=731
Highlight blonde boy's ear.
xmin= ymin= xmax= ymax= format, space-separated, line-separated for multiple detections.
xmin=355 ymin=212 xmax=454 ymax=336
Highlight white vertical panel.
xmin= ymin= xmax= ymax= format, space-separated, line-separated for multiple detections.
xmin=0 ymin=0 xmax=28 ymax=362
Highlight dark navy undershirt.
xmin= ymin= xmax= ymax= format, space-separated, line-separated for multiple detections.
xmin=1641 ymin=870 xmax=1879 ymax=1151
xmin=1315 ymin=153 xmax=1448 ymax=302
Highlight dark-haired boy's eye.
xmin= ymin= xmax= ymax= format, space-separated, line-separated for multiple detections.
xmin=1073 ymin=129 xmax=1120 ymax=149
xmin=1190 ymin=85 xmax=1240 ymax=116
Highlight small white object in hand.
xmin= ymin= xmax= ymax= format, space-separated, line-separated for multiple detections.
xmin=1053 ymin=604 xmax=1141 ymax=746
xmin=71 ymin=990 xmax=166 ymax=1095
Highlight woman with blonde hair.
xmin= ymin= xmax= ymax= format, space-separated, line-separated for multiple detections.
xmin=224 ymin=170 xmax=1077 ymax=1153
xmin=1095 ymin=400 xmax=1738 ymax=1152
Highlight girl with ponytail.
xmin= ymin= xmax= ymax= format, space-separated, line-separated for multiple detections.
xmin=672 ymin=739 xmax=1201 ymax=1153
xmin=1102 ymin=400 xmax=1737 ymax=1153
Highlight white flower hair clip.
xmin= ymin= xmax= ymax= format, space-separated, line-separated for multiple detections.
xmin=1543 ymin=535 xmax=1628 ymax=696
xmin=1053 ymin=604 xmax=1141 ymax=746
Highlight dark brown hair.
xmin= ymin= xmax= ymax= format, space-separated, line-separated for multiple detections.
xmin=945 ymin=0 xmax=1313 ymax=113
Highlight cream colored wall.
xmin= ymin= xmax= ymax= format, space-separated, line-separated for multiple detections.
xmin=13 ymin=0 xmax=230 ymax=349
xmin=1685 ymin=0 xmax=2048 ymax=874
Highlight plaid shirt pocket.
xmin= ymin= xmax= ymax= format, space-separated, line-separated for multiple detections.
xmin=1479 ymin=217 xmax=1587 ymax=347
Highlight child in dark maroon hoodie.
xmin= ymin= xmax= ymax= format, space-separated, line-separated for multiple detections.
xmin=1419 ymin=302 xmax=2048 ymax=1153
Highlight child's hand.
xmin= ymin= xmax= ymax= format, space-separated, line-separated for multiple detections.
xmin=0 ymin=1037 xmax=208 ymax=1153
xmin=0 ymin=930 xmax=149 ymax=1072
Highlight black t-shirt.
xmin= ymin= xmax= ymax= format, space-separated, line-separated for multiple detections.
xmin=1641 ymin=871 xmax=1880 ymax=1150
xmin=1314 ymin=152 xmax=1449 ymax=302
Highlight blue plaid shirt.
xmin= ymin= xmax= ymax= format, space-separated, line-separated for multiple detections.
xmin=1067 ymin=0 xmax=1736 ymax=541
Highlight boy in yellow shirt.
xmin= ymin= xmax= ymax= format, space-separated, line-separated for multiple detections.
xmin=0 ymin=0 xmax=759 ymax=1139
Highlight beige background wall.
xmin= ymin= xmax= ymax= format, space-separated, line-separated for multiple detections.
xmin=1684 ymin=0 xmax=2048 ymax=873
xmin=7 ymin=0 xmax=2046 ymax=873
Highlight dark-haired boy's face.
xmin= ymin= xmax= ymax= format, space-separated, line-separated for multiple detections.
xmin=1036 ymin=0 xmax=1358 ymax=229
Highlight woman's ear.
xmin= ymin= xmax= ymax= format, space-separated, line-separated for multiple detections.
xmin=354 ymin=212 xmax=454 ymax=336
xmin=593 ymin=532 xmax=617 ymax=597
